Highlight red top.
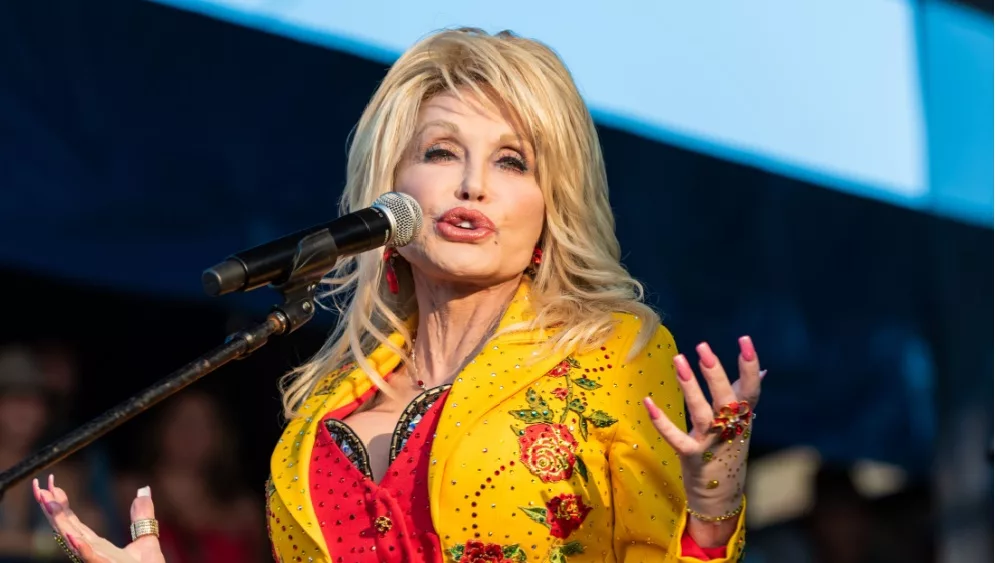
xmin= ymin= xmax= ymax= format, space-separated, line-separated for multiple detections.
xmin=309 ymin=385 xmax=449 ymax=562
xmin=302 ymin=382 xmax=726 ymax=562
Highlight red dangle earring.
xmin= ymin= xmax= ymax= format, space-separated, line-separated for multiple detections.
xmin=383 ymin=248 xmax=400 ymax=294
xmin=526 ymin=246 xmax=543 ymax=279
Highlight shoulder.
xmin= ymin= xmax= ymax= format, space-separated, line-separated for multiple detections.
xmin=605 ymin=312 xmax=676 ymax=359
xmin=604 ymin=314 xmax=681 ymax=407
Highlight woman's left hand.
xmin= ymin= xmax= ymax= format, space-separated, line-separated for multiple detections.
xmin=642 ymin=336 xmax=763 ymax=524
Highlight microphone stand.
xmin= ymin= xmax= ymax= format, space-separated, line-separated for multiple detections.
xmin=0 ymin=230 xmax=340 ymax=498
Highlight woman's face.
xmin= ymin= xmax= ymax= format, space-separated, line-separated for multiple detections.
xmin=394 ymin=91 xmax=545 ymax=287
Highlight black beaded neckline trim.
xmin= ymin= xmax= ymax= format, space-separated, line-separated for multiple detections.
xmin=322 ymin=384 xmax=452 ymax=480
xmin=324 ymin=418 xmax=374 ymax=479
xmin=388 ymin=384 xmax=451 ymax=461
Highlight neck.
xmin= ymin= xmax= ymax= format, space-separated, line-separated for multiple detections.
xmin=410 ymin=275 xmax=521 ymax=388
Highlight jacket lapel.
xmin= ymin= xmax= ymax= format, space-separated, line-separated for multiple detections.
xmin=426 ymin=280 xmax=564 ymax=526
xmin=269 ymin=333 xmax=406 ymax=555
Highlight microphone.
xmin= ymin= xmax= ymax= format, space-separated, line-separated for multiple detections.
xmin=202 ymin=192 xmax=422 ymax=296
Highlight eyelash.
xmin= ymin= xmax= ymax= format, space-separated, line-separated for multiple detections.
xmin=423 ymin=147 xmax=528 ymax=173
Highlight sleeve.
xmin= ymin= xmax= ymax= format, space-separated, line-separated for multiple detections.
xmin=608 ymin=324 xmax=747 ymax=563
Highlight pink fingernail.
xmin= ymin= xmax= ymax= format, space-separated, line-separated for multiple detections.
xmin=739 ymin=336 xmax=755 ymax=362
xmin=673 ymin=355 xmax=692 ymax=381
xmin=696 ymin=343 xmax=716 ymax=368
xmin=643 ymin=397 xmax=661 ymax=419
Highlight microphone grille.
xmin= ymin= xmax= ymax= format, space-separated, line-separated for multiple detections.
xmin=374 ymin=192 xmax=423 ymax=247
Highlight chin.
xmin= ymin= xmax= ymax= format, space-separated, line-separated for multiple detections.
xmin=421 ymin=256 xmax=518 ymax=287
xmin=403 ymin=239 xmax=525 ymax=287
xmin=427 ymin=261 xmax=503 ymax=285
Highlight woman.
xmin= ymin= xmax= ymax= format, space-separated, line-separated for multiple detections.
xmin=33 ymin=28 xmax=762 ymax=563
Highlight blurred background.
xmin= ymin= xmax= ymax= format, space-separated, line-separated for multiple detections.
xmin=0 ymin=1 xmax=992 ymax=562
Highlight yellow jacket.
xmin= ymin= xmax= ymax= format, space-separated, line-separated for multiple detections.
xmin=267 ymin=282 xmax=746 ymax=562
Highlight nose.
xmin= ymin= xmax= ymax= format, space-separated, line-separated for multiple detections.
xmin=457 ymin=159 xmax=487 ymax=202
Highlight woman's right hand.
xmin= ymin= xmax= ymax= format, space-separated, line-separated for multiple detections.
xmin=34 ymin=475 xmax=166 ymax=563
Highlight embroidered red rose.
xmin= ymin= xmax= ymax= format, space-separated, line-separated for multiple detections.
xmin=458 ymin=540 xmax=511 ymax=563
xmin=545 ymin=494 xmax=592 ymax=539
xmin=547 ymin=360 xmax=572 ymax=377
xmin=518 ymin=423 xmax=578 ymax=482
xmin=552 ymin=387 xmax=569 ymax=400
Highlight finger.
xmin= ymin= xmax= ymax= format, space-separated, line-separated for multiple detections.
xmin=643 ymin=397 xmax=702 ymax=456
xmin=128 ymin=486 xmax=162 ymax=556
xmin=673 ymin=354 xmax=714 ymax=427
xmin=694 ymin=342 xmax=738 ymax=407
xmin=37 ymin=476 xmax=85 ymax=540
xmin=50 ymin=481 xmax=99 ymax=540
xmin=31 ymin=478 xmax=70 ymax=552
xmin=48 ymin=475 xmax=100 ymax=540
xmin=736 ymin=336 xmax=763 ymax=406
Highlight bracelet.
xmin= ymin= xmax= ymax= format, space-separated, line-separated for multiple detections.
xmin=686 ymin=503 xmax=743 ymax=523
xmin=52 ymin=532 xmax=83 ymax=563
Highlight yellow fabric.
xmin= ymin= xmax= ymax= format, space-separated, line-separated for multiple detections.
xmin=267 ymin=281 xmax=747 ymax=562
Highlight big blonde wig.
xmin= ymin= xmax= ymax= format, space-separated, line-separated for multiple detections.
xmin=280 ymin=28 xmax=659 ymax=418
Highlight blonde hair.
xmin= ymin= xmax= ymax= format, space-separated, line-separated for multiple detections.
xmin=279 ymin=28 xmax=660 ymax=418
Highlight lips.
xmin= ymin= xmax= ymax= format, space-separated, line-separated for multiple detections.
xmin=435 ymin=207 xmax=496 ymax=243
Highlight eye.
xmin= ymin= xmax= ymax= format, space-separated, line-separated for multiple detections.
xmin=424 ymin=146 xmax=456 ymax=162
xmin=497 ymin=152 xmax=528 ymax=173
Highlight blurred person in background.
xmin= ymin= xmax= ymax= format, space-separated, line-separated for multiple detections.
xmin=114 ymin=390 xmax=264 ymax=563
xmin=0 ymin=346 xmax=106 ymax=562
xmin=0 ymin=345 xmax=53 ymax=562
xmin=34 ymin=342 xmax=81 ymax=434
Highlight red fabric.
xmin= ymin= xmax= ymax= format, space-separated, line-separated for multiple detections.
xmin=309 ymin=390 xmax=448 ymax=562
xmin=679 ymin=528 xmax=728 ymax=560
xmin=158 ymin=524 xmax=255 ymax=563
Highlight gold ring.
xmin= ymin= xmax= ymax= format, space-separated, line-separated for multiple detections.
xmin=130 ymin=518 xmax=160 ymax=541
xmin=53 ymin=532 xmax=83 ymax=563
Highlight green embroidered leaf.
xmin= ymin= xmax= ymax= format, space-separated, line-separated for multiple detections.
xmin=572 ymin=377 xmax=602 ymax=390
xmin=526 ymin=388 xmax=540 ymax=405
xmin=579 ymin=418 xmax=589 ymax=441
xmin=586 ymin=410 xmax=618 ymax=428
xmin=519 ymin=506 xmax=549 ymax=525
xmin=503 ymin=545 xmax=528 ymax=561
xmin=510 ymin=424 xmax=524 ymax=436
xmin=548 ymin=550 xmax=567 ymax=563
xmin=567 ymin=398 xmax=586 ymax=413
xmin=509 ymin=409 xmax=553 ymax=423
xmin=447 ymin=544 xmax=465 ymax=561
xmin=561 ymin=541 xmax=586 ymax=555
xmin=574 ymin=455 xmax=589 ymax=483
xmin=566 ymin=357 xmax=581 ymax=369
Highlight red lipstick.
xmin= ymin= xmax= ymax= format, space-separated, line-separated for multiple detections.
xmin=435 ymin=207 xmax=496 ymax=243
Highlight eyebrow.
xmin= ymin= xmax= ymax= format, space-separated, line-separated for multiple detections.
xmin=414 ymin=120 xmax=459 ymax=137
xmin=413 ymin=120 xmax=533 ymax=155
